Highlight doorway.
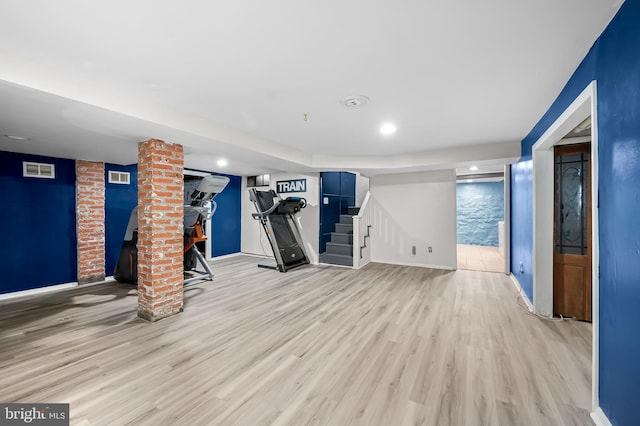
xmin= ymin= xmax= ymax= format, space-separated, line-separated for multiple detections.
xmin=531 ymin=81 xmax=599 ymax=410
xmin=184 ymin=170 xmax=213 ymax=259
xmin=456 ymin=167 xmax=506 ymax=273
xmin=553 ymin=143 xmax=592 ymax=321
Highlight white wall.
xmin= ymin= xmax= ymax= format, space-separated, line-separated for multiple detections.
xmin=241 ymin=172 xmax=320 ymax=264
xmin=355 ymin=173 xmax=370 ymax=207
xmin=369 ymin=170 xmax=457 ymax=269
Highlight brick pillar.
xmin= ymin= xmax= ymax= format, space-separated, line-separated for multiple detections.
xmin=137 ymin=139 xmax=184 ymax=321
xmin=76 ymin=160 xmax=106 ymax=284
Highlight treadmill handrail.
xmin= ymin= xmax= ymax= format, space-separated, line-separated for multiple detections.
xmin=251 ymin=202 xmax=280 ymax=219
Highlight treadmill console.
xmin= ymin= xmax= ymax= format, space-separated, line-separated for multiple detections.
xmin=277 ymin=197 xmax=307 ymax=214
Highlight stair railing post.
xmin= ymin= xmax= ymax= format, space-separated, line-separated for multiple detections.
xmin=352 ymin=215 xmax=360 ymax=269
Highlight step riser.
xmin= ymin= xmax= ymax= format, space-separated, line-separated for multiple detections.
xmin=319 ymin=253 xmax=353 ymax=267
xmin=335 ymin=224 xmax=353 ymax=234
xmin=347 ymin=207 xmax=360 ymax=215
xmin=331 ymin=233 xmax=353 ymax=245
xmin=325 ymin=244 xmax=352 ymax=256
xmin=339 ymin=215 xmax=353 ymax=224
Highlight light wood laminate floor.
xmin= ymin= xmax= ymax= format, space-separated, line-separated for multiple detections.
xmin=0 ymin=256 xmax=592 ymax=425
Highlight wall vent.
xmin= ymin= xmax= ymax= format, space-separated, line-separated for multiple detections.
xmin=247 ymin=174 xmax=270 ymax=187
xmin=23 ymin=161 xmax=55 ymax=179
xmin=108 ymin=170 xmax=131 ymax=184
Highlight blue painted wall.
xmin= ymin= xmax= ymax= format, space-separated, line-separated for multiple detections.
xmin=105 ymin=166 xmax=242 ymax=263
xmin=0 ymin=151 xmax=77 ymax=293
xmin=510 ymin=160 xmax=533 ymax=300
xmin=456 ymin=181 xmax=504 ymax=247
xmin=0 ymin=155 xmax=242 ymax=293
xmin=510 ymin=1 xmax=640 ymax=423
xmin=208 ymin=173 xmax=242 ymax=256
xmin=319 ymin=172 xmax=356 ymax=253
xmin=105 ymin=163 xmax=138 ymax=275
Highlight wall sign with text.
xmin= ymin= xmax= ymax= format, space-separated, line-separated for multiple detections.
xmin=276 ymin=179 xmax=306 ymax=194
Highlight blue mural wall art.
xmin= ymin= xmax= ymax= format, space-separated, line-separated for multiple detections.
xmin=457 ymin=181 xmax=504 ymax=247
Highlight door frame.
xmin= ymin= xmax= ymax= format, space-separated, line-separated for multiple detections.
xmin=504 ymin=165 xmax=511 ymax=274
xmin=531 ymin=81 xmax=599 ymax=410
xmin=184 ymin=170 xmax=213 ymax=260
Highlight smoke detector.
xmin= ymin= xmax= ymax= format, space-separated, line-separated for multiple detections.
xmin=340 ymin=95 xmax=370 ymax=108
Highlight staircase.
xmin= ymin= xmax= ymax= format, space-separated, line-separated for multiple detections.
xmin=319 ymin=206 xmax=360 ymax=267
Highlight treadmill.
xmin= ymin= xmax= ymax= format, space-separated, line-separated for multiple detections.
xmin=114 ymin=174 xmax=229 ymax=285
xmin=249 ymin=188 xmax=310 ymax=272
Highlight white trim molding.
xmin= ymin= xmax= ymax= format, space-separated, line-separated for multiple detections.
xmin=590 ymin=407 xmax=613 ymax=426
xmin=531 ymin=81 xmax=601 ymax=412
xmin=509 ymin=273 xmax=534 ymax=312
xmin=371 ymin=259 xmax=456 ymax=271
xmin=0 ymin=281 xmax=78 ymax=301
xmin=210 ymin=252 xmax=244 ymax=261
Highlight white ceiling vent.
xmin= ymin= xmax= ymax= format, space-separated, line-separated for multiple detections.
xmin=340 ymin=95 xmax=370 ymax=108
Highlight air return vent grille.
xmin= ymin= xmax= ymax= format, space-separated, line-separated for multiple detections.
xmin=23 ymin=161 xmax=55 ymax=179
xmin=108 ymin=171 xmax=131 ymax=184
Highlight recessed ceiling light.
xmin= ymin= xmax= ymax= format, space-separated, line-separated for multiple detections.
xmin=217 ymin=159 xmax=228 ymax=167
xmin=469 ymin=165 xmax=478 ymax=171
xmin=380 ymin=123 xmax=397 ymax=135
xmin=4 ymin=134 xmax=30 ymax=141
xmin=340 ymin=95 xmax=370 ymax=108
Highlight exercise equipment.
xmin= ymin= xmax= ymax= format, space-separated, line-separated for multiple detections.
xmin=114 ymin=174 xmax=229 ymax=285
xmin=248 ymin=188 xmax=309 ymax=272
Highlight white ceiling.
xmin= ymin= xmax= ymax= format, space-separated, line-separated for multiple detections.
xmin=0 ymin=0 xmax=623 ymax=176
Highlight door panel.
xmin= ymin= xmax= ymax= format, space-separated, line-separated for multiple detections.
xmin=553 ymin=255 xmax=591 ymax=320
xmin=553 ymin=143 xmax=591 ymax=321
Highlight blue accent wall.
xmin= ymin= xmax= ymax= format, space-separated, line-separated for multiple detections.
xmin=0 ymin=151 xmax=77 ymax=293
xmin=319 ymin=172 xmax=356 ymax=253
xmin=510 ymin=1 xmax=640 ymax=423
xmin=105 ymin=163 xmax=138 ymax=276
xmin=456 ymin=181 xmax=504 ymax=247
xmin=0 ymin=156 xmax=242 ymax=290
xmin=105 ymin=166 xmax=242 ymax=264
xmin=208 ymin=173 xmax=242 ymax=256
xmin=510 ymin=160 xmax=533 ymax=300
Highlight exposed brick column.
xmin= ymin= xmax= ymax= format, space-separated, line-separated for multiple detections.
xmin=76 ymin=160 xmax=106 ymax=284
xmin=137 ymin=139 xmax=184 ymax=321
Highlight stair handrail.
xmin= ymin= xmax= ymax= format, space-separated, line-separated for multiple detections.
xmin=352 ymin=191 xmax=372 ymax=269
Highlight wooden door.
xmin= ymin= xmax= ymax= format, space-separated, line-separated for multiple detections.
xmin=553 ymin=143 xmax=592 ymax=321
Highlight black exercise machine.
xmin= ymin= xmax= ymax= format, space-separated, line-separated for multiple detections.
xmin=114 ymin=174 xmax=229 ymax=285
xmin=248 ymin=188 xmax=309 ymax=272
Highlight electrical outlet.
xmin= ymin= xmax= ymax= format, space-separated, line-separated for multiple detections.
xmin=428 ymin=246 xmax=433 ymax=253
xmin=411 ymin=245 xmax=416 ymax=255
xmin=519 ymin=262 xmax=524 ymax=274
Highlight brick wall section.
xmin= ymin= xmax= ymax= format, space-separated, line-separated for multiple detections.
xmin=76 ymin=160 xmax=106 ymax=284
xmin=137 ymin=139 xmax=184 ymax=321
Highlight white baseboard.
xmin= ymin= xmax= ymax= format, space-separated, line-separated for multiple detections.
xmin=238 ymin=252 xmax=321 ymax=265
xmin=0 ymin=281 xmax=78 ymax=301
xmin=81 ymin=276 xmax=115 ymax=287
xmin=318 ymin=262 xmax=353 ymax=269
xmin=239 ymin=252 xmax=274 ymax=260
xmin=0 ymin=275 xmax=120 ymax=301
xmin=371 ymin=258 xmax=456 ymax=271
xmin=210 ymin=252 xmax=245 ymax=261
xmin=591 ymin=407 xmax=612 ymax=426
xmin=353 ymin=259 xmax=372 ymax=270
xmin=509 ymin=273 xmax=534 ymax=312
